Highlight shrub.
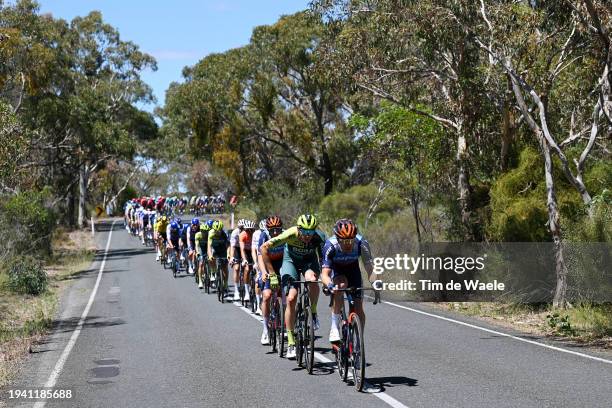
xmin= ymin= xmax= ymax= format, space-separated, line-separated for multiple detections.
xmin=0 ymin=190 xmax=56 ymax=259
xmin=6 ymin=256 xmax=48 ymax=295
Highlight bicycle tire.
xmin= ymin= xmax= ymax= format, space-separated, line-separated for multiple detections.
xmin=279 ymin=302 xmax=286 ymax=358
xmin=349 ymin=314 xmax=365 ymax=392
xmin=305 ymin=306 xmax=315 ymax=374
xmin=295 ymin=303 xmax=304 ymax=367
xmin=338 ymin=321 xmax=348 ymax=382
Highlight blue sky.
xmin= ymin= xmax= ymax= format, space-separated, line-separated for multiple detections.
xmin=39 ymin=1 xmax=310 ymax=112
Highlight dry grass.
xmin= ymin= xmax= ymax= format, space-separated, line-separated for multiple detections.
xmin=0 ymin=228 xmax=96 ymax=387
xmin=433 ymin=302 xmax=612 ymax=349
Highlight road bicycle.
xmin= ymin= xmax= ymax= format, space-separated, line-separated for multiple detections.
xmin=213 ymin=257 xmax=228 ymax=303
xmin=266 ymin=274 xmax=282 ymax=353
xmin=328 ymin=287 xmax=379 ymax=391
xmin=249 ymin=268 xmax=257 ymax=313
xmin=168 ymin=247 xmax=180 ymax=278
xmin=292 ymin=279 xmax=319 ymax=374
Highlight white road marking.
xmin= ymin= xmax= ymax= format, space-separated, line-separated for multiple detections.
xmin=233 ymin=301 xmax=410 ymax=408
xmin=34 ymin=220 xmax=116 ymax=408
xmin=371 ymin=297 xmax=612 ymax=365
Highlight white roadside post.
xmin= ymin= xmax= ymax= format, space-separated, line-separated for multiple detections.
xmin=91 ymin=215 xmax=95 ymax=236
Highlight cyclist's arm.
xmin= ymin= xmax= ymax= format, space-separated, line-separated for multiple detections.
xmin=360 ymin=238 xmax=375 ymax=282
xmin=207 ymin=234 xmax=213 ymax=259
xmin=320 ymin=240 xmax=335 ymax=287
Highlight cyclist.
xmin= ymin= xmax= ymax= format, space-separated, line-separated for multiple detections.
xmin=166 ymin=220 xmax=181 ymax=269
xmin=207 ymin=220 xmax=229 ymax=295
xmin=252 ymin=219 xmax=267 ymax=315
xmin=186 ymin=218 xmax=201 ymax=275
xmin=321 ymin=219 xmax=374 ymax=343
xmin=257 ymin=216 xmax=283 ymax=345
xmin=194 ymin=222 xmax=210 ymax=289
xmin=260 ymin=214 xmax=325 ymax=359
xmin=179 ymin=220 xmax=189 ymax=264
xmin=229 ymin=219 xmax=245 ymax=300
xmin=154 ymin=215 xmax=169 ymax=262
xmin=239 ymin=220 xmax=256 ymax=302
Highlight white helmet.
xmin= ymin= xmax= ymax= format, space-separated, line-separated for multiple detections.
xmin=259 ymin=219 xmax=267 ymax=230
xmin=243 ymin=220 xmax=256 ymax=230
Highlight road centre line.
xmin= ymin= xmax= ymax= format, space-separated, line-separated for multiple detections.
xmin=34 ymin=220 xmax=117 ymax=408
xmin=232 ymin=301 xmax=410 ymax=408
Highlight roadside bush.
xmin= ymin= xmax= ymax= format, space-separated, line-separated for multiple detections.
xmin=0 ymin=190 xmax=56 ymax=260
xmin=6 ymin=256 xmax=48 ymax=295
xmin=318 ymin=183 xmax=404 ymax=227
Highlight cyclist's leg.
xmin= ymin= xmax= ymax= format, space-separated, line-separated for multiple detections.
xmin=280 ymin=257 xmax=299 ymax=344
xmin=347 ymin=270 xmax=365 ymax=327
xmin=304 ymin=259 xmax=321 ymax=315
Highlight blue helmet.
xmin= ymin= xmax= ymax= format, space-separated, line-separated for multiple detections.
xmin=206 ymin=219 xmax=214 ymax=228
xmin=170 ymin=221 xmax=179 ymax=230
xmin=191 ymin=218 xmax=200 ymax=226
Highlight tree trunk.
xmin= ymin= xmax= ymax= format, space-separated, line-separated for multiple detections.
xmin=77 ymin=162 xmax=89 ymax=228
xmin=456 ymin=131 xmax=473 ymax=241
xmin=411 ymin=189 xmax=422 ymax=244
xmin=540 ymin=136 xmax=568 ymax=308
xmin=500 ymin=79 xmax=514 ymax=171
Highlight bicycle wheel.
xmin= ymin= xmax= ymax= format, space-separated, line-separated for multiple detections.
xmin=337 ymin=321 xmax=349 ymax=382
xmin=305 ymin=306 xmax=315 ymax=374
xmin=295 ymin=304 xmax=304 ymax=367
xmin=205 ymin=266 xmax=211 ymax=294
xmin=216 ymin=264 xmax=223 ymax=303
xmin=279 ymin=301 xmax=286 ymax=358
xmin=349 ymin=314 xmax=365 ymax=392
xmin=270 ymin=298 xmax=279 ymax=353
xmin=250 ymin=274 xmax=256 ymax=313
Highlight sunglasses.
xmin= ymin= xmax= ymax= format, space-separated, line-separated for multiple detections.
xmin=299 ymin=228 xmax=316 ymax=236
xmin=269 ymin=227 xmax=283 ymax=235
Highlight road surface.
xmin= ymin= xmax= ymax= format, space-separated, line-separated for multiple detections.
xmin=6 ymin=220 xmax=612 ymax=408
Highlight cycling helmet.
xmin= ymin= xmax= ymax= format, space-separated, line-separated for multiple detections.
xmin=191 ymin=218 xmax=200 ymax=226
xmin=170 ymin=221 xmax=179 ymax=230
xmin=297 ymin=214 xmax=317 ymax=230
xmin=237 ymin=218 xmax=245 ymax=228
xmin=266 ymin=216 xmax=283 ymax=228
xmin=334 ymin=218 xmax=357 ymax=239
xmin=161 ymin=215 xmax=168 ymax=222
xmin=259 ymin=219 xmax=267 ymax=230
xmin=202 ymin=222 xmax=211 ymax=231
xmin=206 ymin=219 xmax=214 ymax=228
xmin=243 ymin=220 xmax=256 ymax=230
xmin=212 ymin=220 xmax=224 ymax=231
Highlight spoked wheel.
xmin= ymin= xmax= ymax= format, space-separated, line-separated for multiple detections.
xmin=216 ymin=267 xmax=224 ymax=303
xmin=250 ymin=276 xmax=257 ymax=313
xmin=279 ymin=302 xmax=286 ymax=358
xmin=204 ymin=270 xmax=211 ymax=294
xmin=305 ymin=306 xmax=315 ymax=374
xmin=270 ymin=300 xmax=279 ymax=353
xmin=349 ymin=314 xmax=365 ymax=391
xmin=295 ymin=305 xmax=304 ymax=367
xmin=337 ymin=323 xmax=348 ymax=382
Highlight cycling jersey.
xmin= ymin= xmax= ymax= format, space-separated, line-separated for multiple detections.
xmin=194 ymin=231 xmax=208 ymax=256
xmin=187 ymin=224 xmax=200 ymax=250
xmin=155 ymin=219 xmax=168 ymax=235
xmin=265 ymin=226 xmax=325 ymax=262
xmin=322 ymin=234 xmax=372 ymax=298
xmin=166 ymin=224 xmax=180 ymax=246
xmin=321 ymin=234 xmax=373 ymax=274
xmin=208 ymin=230 xmax=229 ymax=258
xmin=239 ymin=230 xmax=253 ymax=251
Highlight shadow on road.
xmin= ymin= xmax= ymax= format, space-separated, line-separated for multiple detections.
xmin=51 ymin=315 xmax=126 ymax=334
xmin=367 ymin=376 xmax=418 ymax=390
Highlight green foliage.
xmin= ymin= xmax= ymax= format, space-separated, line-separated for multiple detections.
xmin=0 ymin=190 xmax=56 ymax=257
xmin=5 ymin=256 xmax=48 ymax=295
xmin=546 ymin=312 xmax=575 ymax=336
xmin=318 ymin=183 xmax=403 ymax=226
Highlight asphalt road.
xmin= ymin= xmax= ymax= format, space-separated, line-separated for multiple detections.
xmin=5 ymin=219 xmax=612 ymax=408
